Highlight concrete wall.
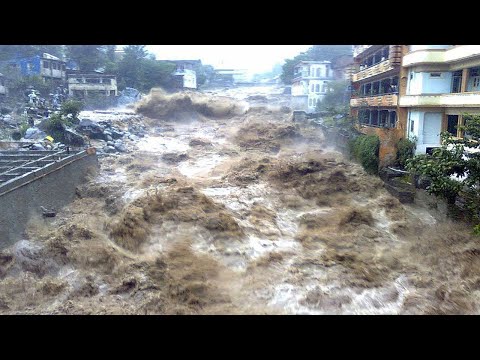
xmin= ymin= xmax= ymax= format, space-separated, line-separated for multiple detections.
xmin=407 ymin=70 xmax=452 ymax=95
xmin=182 ymin=70 xmax=197 ymax=89
xmin=409 ymin=45 xmax=451 ymax=52
xmin=0 ymin=152 xmax=98 ymax=249
xmin=407 ymin=110 xmax=443 ymax=154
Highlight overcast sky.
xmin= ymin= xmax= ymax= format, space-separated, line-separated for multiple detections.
xmin=144 ymin=45 xmax=312 ymax=74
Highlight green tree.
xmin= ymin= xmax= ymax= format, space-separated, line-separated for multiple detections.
xmin=117 ymin=45 xmax=148 ymax=90
xmin=141 ymin=60 xmax=176 ymax=92
xmin=316 ymin=80 xmax=351 ymax=114
xmin=0 ymin=45 xmax=64 ymax=61
xmin=65 ymin=45 xmax=106 ymax=72
xmin=407 ymin=114 xmax=480 ymax=224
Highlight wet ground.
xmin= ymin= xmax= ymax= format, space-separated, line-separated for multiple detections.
xmin=1 ymin=85 xmax=480 ymax=314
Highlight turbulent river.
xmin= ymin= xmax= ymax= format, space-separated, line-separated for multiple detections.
xmin=1 ymin=85 xmax=480 ymax=314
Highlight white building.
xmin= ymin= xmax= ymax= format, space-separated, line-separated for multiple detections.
xmin=291 ymin=61 xmax=334 ymax=113
xmin=67 ymin=73 xmax=118 ymax=97
xmin=172 ymin=61 xmax=199 ymax=89
xmin=400 ymin=45 xmax=480 ymax=154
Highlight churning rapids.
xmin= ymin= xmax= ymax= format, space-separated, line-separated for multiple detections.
xmin=1 ymin=85 xmax=480 ymax=314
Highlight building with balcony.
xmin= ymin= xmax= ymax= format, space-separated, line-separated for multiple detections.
xmin=67 ymin=72 xmax=118 ymax=98
xmin=350 ymin=45 xmax=408 ymax=166
xmin=291 ymin=61 xmax=334 ymax=113
xmin=400 ymin=45 xmax=480 ymax=154
xmin=9 ymin=53 xmax=66 ymax=83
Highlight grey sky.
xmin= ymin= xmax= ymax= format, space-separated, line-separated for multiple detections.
xmin=145 ymin=45 xmax=312 ymax=74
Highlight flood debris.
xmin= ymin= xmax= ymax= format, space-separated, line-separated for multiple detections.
xmin=1 ymin=85 xmax=480 ymax=315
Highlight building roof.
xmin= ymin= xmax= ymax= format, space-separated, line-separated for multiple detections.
xmin=159 ymin=59 xmax=202 ymax=66
xmin=42 ymin=53 xmax=61 ymax=61
xmin=294 ymin=60 xmax=332 ymax=67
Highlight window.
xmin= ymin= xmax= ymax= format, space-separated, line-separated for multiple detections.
xmin=467 ymin=67 xmax=480 ymax=92
xmin=389 ymin=111 xmax=397 ymax=128
xmin=430 ymin=73 xmax=442 ymax=78
xmin=326 ymin=66 xmax=329 ymax=77
xmin=451 ymin=70 xmax=462 ymax=93
xmin=371 ymin=110 xmax=379 ymax=126
xmin=316 ymin=68 xmax=320 ymax=77
xmin=321 ymin=82 xmax=327 ymax=93
xmin=311 ymin=84 xmax=314 ymax=92
xmin=447 ymin=115 xmax=459 ymax=136
xmin=379 ymin=110 xmax=389 ymax=127
xmin=410 ymin=120 xmax=415 ymax=133
xmin=315 ymin=84 xmax=320 ymax=92
xmin=43 ymin=61 xmax=49 ymax=69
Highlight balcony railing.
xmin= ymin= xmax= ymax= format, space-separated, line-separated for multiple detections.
xmin=399 ymin=92 xmax=480 ymax=107
xmin=350 ymin=94 xmax=398 ymax=107
xmin=352 ymin=59 xmax=396 ymax=82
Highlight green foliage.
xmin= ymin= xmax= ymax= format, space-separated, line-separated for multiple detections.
xmin=473 ymin=224 xmax=480 ymax=236
xmin=60 ymin=100 xmax=84 ymax=120
xmin=316 ymin=80 xmax=351 ymax=115
xmin=350 ymin=134 xmax=380 ymax=174
xmin=42 ymin=113 xmax=74 ymax=143
xmin=406 ymin=113 xmax=480 ymax=218
xmin=0 ymin=45 xmax=64 ymax=61
xmin=397 ymin=138 xmax=416 ymax=169
xmin=115 ymin=46 xmax=178 ymax=92
xmin=8 ymin=75 xmax=52 ymax=97
xmin=19 ymin=122 xmax=29 ymax=137
xmin=65 ymin=45 xmax=107 ymax=72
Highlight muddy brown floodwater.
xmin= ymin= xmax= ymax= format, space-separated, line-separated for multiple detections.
xmin=1 ymin=86 xmax=480 ymax=314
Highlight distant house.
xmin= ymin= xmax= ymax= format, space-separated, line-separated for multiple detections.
xmin=159 ymin=60 xmax=201 ymax=90
xmin=291 ymin=61 xmax=334 ymax=113
xmin=210 ymin=69 xmax=249 ymax=87
xmin=67 ymin=71 xmax=118 ymax=98
xmin=10 ymin=53 xmax=66 ymax=82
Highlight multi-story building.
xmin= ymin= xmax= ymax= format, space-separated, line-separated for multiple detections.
xmin=400 ymin=45 xmax=480 ymax=154
xmin=291 ymin=61 xmax=334 ymax=113
xmin=10 ymin=53 xmax=66 ymax=83
xmin=350 ymin=45 xmax=408 ymax=166
xmin=67 ymin=72 xmax=118 ymax=98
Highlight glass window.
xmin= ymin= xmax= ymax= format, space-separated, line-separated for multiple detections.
xmin=315 ymin=84 xmax=320 ymax=92
xmin=447 ymin=115 xmax=458 ymax=136
xmin=43 ymin=61 xmax=49 ymax=69
xmin=389 ymin=111 xmax=397 ymax=128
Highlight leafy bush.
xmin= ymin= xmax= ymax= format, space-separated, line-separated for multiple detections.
xmin=41 ymin=113 xmax=70 ymax=143
xmin=60 ymin=100 xmax=84 ymax=120
xmin=19 ymin=122 xmax=29 ymax=137
xmin=406 ymin=113 xmax=480 ymax=218
xmin=350 ymin=134 xmax=380 ymax=174
xmin=397 ymin=138 xmax=416 ymax=169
